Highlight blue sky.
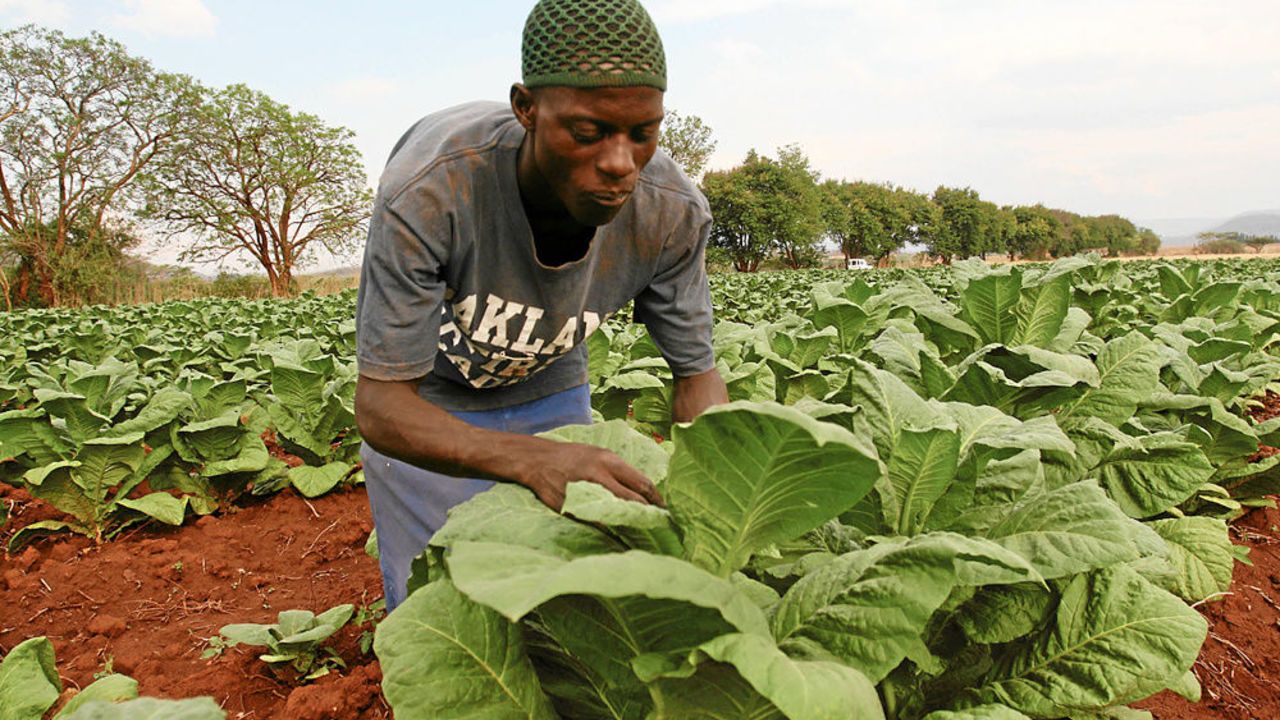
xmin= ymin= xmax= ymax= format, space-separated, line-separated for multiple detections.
xmin=3 ymin=0 xmax=1278 ymax=265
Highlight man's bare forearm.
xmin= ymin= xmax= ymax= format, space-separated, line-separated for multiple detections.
xmin=355 ymin=375 xmax=537 ymax=481
xmin=354 ymin=375 xmax=663 ymax=510
xmin=671 ymin=367 xmax=729 ymax=424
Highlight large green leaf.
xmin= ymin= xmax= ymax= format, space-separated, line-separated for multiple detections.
xmin=561 ymin=482 xmax=682 ymax=556
xmin=540 ymin=419 xmax=671 ymax=483
xmin=116 ymin=493 xmax=188 ymax=526
xmin=985 ymin=481 xmax=1138 ymax=579
xmin=57 ymin=697 xmax=226 ymax=719
xmin=963 ymin=567 xmax=1207 ymax=717
xmin=772 ymin=533 xmax=1038 ymax=683
xmin=1148 ymin=516 xmax=1234 ymax=603
xmin=1096 ymin=433 xmax=1215 ymax=518
xmin=524 ymin=597 xmax=661 ymax=719
xmin=428 ymin=484 xmax=619 ymax=560
xmin=54 ymin=674 xmax=139 ymax=718
xmin=645 ymin=662 xmax=789 ymax=719
xmin=287 ymin=461 xmax=353 ymax=498
xmin=846 ymin=360 xmax=944 ymax=461
xmin=1059 ymin=333 xmax=1163 ymax=426
xmin=954 ymin=583 xmax=1054 ymax=645
xmin=665 ymin=401 xmax=882 ymax=577
xmin=939 ymin=403 xmax=1075 ymax=460
xmin=1013 ymin=273 xmax=1071 ymax=347
xmin=881 ymin=426 xmax=961 ymax=535
xmin=0 ymin=636 xmax=61 ymax=720
xmin=658 ymin=633 xmax=885 ymax=720
xmin=104 ymin=389 xmax=192 ymax=437
xmin=375 ymin=580 xmax=558 ymax=720
xmin=962 ymin=271 xmax=1023 ymax=346
xmin=445 ymin=542 xmax=770 ymax=637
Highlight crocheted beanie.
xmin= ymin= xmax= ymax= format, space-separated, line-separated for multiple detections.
xmin=522 ymin=0 xmax=667 ymax=91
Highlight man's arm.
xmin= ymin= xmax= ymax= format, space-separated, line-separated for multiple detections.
xmin=355 ymin=375 xmax=664 ymax=511
xmin=671 ymin=367 xmax=728 ymax=423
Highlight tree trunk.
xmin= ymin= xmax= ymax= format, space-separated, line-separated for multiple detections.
xmin=35 ymin=258 xmax=56 ymax=307
xmin=0 ymin=267 xmax=10 ymax=312
xmin=272 ymin=266 xmax=294 ymax=297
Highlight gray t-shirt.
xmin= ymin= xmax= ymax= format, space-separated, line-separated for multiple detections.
xmin=356 ymin=101 xmax=715 ymax=411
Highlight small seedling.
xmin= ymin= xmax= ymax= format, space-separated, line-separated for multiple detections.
xmin=200 ymin=635 xmax=229 ymax=660
xmin=92 ymin=655 xmax=115 ymax=681
xmin=353 ymin=598 xmax=386 ymax=655
xmin=213 ymin=604 xmax=354 ymax=681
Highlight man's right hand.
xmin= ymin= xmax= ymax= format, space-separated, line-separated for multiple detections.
xmin=511 ymin=438 xmax=664 ymax=511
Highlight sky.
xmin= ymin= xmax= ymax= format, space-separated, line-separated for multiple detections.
xmin=2 ymin=0 xmax=1278 ymax=268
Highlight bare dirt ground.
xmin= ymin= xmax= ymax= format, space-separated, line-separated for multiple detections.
xmin=0 ymin=483 xmax=387 ymax=720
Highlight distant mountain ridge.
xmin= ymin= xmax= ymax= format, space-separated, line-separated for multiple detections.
xmin=1139 ymin=209 xmax=1280 ymax=247
xmin=1209 ymin=210 xmax=1280 ymax=237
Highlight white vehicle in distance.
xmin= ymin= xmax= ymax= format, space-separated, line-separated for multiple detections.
xmin=845 ymin=257 xmax=872 ymax=270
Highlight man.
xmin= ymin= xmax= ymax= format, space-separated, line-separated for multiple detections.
xmin=354 ymin=0 xmax=728 ymax=611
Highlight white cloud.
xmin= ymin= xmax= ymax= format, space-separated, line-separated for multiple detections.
xmin=109 ymin=0 xmax=216 ymax=39
xmin=0 ymin=0 xmax=70 ymax=25
xmin=328 ymin=75 xmax=401 ymax=105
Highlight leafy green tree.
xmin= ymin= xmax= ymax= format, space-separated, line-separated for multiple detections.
xmin=701 ymin=162 xmax=770 ymax=272
xmin=658 ymin=109 xmax=716 ymax=179
xmin=821 ymin=180 xmax=879 ymax=262
xmin=766 ymin=145 xmax=825 ymax=269
xmin=141 ymin=84 xmax=372 ymax=297
xmin=1092 ymin=214 xmax=1138 ymax=257
xmin=821 ymin=180 xmax=935 ymax=266
xmin=1133 ymin=227 xmax=1160 ymax=255
xmin=701 ymin=146 xmax=824 ymax=272
xmin=929 ymin=186 xmax=1000 ymax=263
xmin=0 ymin=25 xmax=197 ymax=306
xmin=1006 ymin=204 xmax=1060 ymax=260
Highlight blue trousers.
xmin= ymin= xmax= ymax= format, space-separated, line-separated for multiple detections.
xmin=361 ymin=384 xmax=592 ymax=611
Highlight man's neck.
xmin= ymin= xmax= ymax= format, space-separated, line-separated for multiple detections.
xmin=516 ymin=139 xmax=595 ymax=267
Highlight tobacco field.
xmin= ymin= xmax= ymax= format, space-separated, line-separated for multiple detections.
xmin=3 ymin=254 xmax=1280 ymax=719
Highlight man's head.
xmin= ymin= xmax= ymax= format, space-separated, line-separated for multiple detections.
xmin=511 ymin=0 xmax=667 ymax=227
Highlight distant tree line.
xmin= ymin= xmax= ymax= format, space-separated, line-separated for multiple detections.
xmin=1194 ymin=231 xmax=1276 ymax=255
xmin=692 ymin=145 xmax=1163 ymax=272
xmin=0 ymin=25 xmax=371 ymax=308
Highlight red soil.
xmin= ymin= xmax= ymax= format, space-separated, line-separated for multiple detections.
xmin=0 ymin=484 xmax=387 ymax=720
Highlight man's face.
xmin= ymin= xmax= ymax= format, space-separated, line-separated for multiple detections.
xmin=516 ymin=85 xmax=664 ymax=227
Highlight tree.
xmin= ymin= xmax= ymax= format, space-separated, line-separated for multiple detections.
xmin=701 ymin=164 xmax=769 ymax=272
xmin=1195 ymin=231 xmax=1247 ymax=255
xmin=1092 ymin=214 xmax=1138 ymax=257
xmin=1243 ymin=233 xmax=1277 ymax=253
xmin=701 ymin=146 xmax=824 ymax=272
xmin=658 ymin=109 xmax=716 ymax=179
xmin=770 ymin=144 xmax=825 ymax=269
xmin=1006 ymin=204 xmax=1060 ymax=260
xmin=822 ymin=179 xmax=875 ymax=261
xmin=1132 ymin=227 xmax=1160 ymax=256
xmin=929 ymin=186 xmax=1000 ymax=263
xmin=0 ymin=25 xmax=196 ymax=306
xmin=141 ymin=84 xmax=372 ymax=296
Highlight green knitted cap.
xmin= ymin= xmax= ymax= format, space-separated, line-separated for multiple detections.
xmin=522 ymin=0 xmax=667 ymax=91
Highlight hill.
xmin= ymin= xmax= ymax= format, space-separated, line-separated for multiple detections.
xmin=1208 ymin=210 xmax=1280 ymax=238
xmin=1139 ymin=210 xmax=1280 ymax=247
